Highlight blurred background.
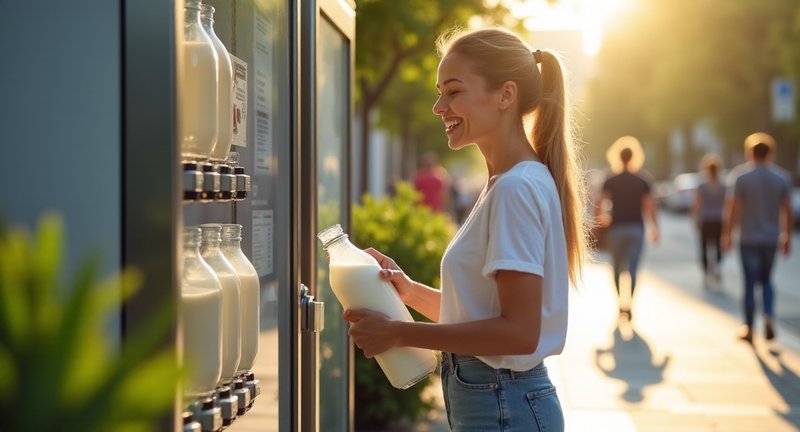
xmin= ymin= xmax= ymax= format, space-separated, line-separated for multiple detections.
xmin=353 ymin=0 xmax=799 ymax=214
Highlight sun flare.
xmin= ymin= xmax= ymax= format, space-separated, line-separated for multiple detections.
xmin=503 ymin=0 xmax=632 ymax=56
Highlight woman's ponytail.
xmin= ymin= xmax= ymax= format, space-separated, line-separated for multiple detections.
xmin=532 ymin=51 xmax=588 ymax=285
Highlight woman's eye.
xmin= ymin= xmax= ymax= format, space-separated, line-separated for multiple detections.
xmin=448 ymin=90 xmax=460 ymax=96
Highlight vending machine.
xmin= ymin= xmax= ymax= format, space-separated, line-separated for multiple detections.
xmin=1 ymin=0 xmax=356 ymax=431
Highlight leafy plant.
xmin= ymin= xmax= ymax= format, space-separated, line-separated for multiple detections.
xmin=350 ymin=183 xmax=457 ymax=430
xmin=0 ymin=214 xmax=179 ymax=432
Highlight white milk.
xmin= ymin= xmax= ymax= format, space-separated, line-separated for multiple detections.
xmin=329 ymin=263 xmax=437 ymax=389
xmin=179 ymin=41 xmax=218 ymax=160
xmin=181 ymin=284 xmax=222 ymax=397
xmin=234 ymin=271 xmax=259 ymax=372
xmin=206 ymin=30 xmax=233 ymax=161
xmin=204 ymin=259 xmax=241 ymax=383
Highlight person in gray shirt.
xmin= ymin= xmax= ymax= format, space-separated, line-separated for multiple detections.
xmin=692 ymin=154 xmax=726 ymax=289
xmin=723 ymin=135 xmax=793 ymax=344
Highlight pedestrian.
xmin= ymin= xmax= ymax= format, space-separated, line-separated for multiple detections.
xmin=413 ymin=151 xmax=452 ymax=213
xmin=343 ymin=27 xmax=588 ymax=431
xmin=594 ymin=136 xmax=659 ymax=321
xmin=722 ymin=133 xmax=793 ymax=344
xmin=692 ymin=153 xmax=726 ymax=289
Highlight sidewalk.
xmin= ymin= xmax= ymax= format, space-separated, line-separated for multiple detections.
xmin=408 ymin=260 xmax=800 ymax=431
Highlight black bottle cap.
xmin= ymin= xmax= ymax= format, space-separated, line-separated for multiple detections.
xmin=183 ymin=161 xmax=200 ymax=170
xmin=201 ymin=163 xmax=215 ymax=172
xmin=201 ymin=397 xmax=215 ymax=410
xmin=182 ymin=411 xmax=195 ymax=425
xmin=218 ymin=165 xmax=231 ymax=174
xmin=245 ymin=372 xmax=255 ymax=381
xmin=234 ymin=166 xmax=245 ymax=174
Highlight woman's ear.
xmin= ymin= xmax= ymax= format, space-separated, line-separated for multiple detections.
xmin=498 ymin=80 xmax=518 ymax=111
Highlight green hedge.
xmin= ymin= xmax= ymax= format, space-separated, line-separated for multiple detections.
xmin=351 ymin=182 xmax=457 ymax=430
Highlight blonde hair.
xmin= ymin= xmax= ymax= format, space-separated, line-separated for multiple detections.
xmin=744 ymin=132 xmax=776 ymax=152
xmin=699 ymin=153 xmax=723 ymax=180
xmin=605 ymin=136 xmax=645 ymax=174
xmin=437 ymin=27 xmax=588 ymax=284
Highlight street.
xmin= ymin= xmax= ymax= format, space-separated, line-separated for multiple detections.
xmin=552 ymin=210 xmax=800 ymax=431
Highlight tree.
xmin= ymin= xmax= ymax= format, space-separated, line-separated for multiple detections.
xmin=354 ymin=0 xmax=514 ymax=195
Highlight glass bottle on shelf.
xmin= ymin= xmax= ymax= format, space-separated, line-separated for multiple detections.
xmin=180 ymin=0 xmax=218 ymax=161
xmin=199 ymin=224 xmax=241 ymax=385
xmin=317 ymin=224 xmax=437 ymax=389
xmin=181 ymin=226 xmax=223 ymax=399
xmin=200 ymin=4 xmax=234 ymax=163
xmin=220 ymin=224 xmax=260 ymax=374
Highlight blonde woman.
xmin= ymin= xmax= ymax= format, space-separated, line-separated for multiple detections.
xmin=343 ymin=27 xmax=588 ymax=431
xmin=595 ymin=136 xmax=659 ymax=321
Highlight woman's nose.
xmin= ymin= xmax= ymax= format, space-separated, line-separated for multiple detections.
xmin=432 ymin=97 xmax=445 ymax=115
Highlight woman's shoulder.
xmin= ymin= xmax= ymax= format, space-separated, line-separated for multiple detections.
xmin=493 ymin=161 xmax=553 ymax=190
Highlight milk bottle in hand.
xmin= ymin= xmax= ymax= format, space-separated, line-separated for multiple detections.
xmin=317 ymin=224 xmax=437 ymax=389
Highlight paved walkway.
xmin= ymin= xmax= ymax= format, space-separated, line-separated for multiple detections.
xmin=405 ymin=258 xmax=800 ymax=431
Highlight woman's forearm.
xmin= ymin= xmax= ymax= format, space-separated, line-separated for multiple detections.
xmin=406 ymin=282 xmax=441 ymax=322
xmin=394 ymin=316 xmax=539 ymax=356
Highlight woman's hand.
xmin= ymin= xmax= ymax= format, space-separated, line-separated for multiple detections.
xmin=363 ymin=248 xmax=416 ymax=304
xmin=343 ymin=309 xmax=398 ymax=358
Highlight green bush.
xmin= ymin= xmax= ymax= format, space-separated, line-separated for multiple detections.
xmin=0 ymin=214 xmax=179 ymax=432
xmin=351 ymin=182 xmax=457 ymax=430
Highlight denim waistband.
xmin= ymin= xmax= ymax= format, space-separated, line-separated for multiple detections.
xmin=441 ymin=352 xmax=547 ymax=380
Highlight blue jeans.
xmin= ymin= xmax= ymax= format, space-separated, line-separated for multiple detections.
xmin=441 ymin=353 xmax=564 ymax=431
xmin=607 ymin=223 xmax=645 ymax=296
xmin=739 ymin=244 xmax=777 ymax=327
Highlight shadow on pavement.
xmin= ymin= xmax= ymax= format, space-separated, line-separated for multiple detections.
xmin=594 ymin=322 xmax=670 ymax=403
xmin=756 ymin=350 xmax=800 ymax=429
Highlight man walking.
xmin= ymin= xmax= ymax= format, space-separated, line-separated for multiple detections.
xmin=723 ymin=133 xmax=793 ymax=343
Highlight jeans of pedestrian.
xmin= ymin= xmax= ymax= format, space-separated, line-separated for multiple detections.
xmin=440 ymin=352 xmax=564 ymax=432
xmin=739 ymin=244 xmax=777 ymax=327
xmin=607 ymin=223 xmax=645 ymax=296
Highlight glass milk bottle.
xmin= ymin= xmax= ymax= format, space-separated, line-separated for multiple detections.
xmin=317 ymin=224 xmax=437 ymax=389
xmin=181 ymin=226 xmax=222 ymax=399
xmin=200 ymin=4 xmax=234 ymax=162
xmin=180 ymin=0 xmax=218 ymax=161
xmin=220 ymin=224 xmax=260 ymax=374
xmin=199 ymin=224 xmax=241 ymax=384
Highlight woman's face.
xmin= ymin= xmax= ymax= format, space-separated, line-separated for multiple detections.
xmin=432 ymin=53 xmax=502 ymax=150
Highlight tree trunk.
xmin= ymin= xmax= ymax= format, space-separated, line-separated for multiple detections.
xmin=358 ymin=102 xmax=371 ymax=200
xmin=682 ymin=122 xmax=695 ymax=173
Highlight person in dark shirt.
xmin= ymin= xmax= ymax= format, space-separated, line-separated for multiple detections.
xmin=595 ymin=136 xmax=660 ymax=321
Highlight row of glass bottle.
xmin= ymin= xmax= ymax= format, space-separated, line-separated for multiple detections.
xmin=180 ymin=0 xmax=234 ymax=162
xmin=182 ymin=224 xmax=260 ymax=399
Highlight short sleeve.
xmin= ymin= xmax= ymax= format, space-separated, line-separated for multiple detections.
xmin=482 ymin=177 xmax=547 ymax=279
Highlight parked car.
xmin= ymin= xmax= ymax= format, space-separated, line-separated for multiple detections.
xmin=658 ymin=172 xmax=702 ymax=213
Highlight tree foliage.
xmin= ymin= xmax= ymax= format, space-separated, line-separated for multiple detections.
xmin=582 ymin=0 xmax=800 ymax=177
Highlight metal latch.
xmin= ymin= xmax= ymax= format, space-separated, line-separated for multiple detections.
xmin=300 ymin=284 xmax=324 ymax=333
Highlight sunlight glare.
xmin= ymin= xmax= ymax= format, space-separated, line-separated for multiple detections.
xmin=504 ymin=0 xmax=632 ymax=56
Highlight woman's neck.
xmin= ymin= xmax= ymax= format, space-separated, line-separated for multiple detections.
xmin=481 ymin=122 xmax=537 ymax=178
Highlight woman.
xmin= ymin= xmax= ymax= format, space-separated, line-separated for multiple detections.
xmin=692 ymin=153 xmax=725 ymax=289
xmin=595 ymin=136 xmax=659 ymax=321
xmin=343 ymin=27 xmax=588 ymax=431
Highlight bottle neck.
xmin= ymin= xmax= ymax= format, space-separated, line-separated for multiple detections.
xmin=220 ymin=238 xmax=242 ymax=249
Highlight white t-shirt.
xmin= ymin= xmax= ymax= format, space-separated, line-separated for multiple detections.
xmin=440 ymin=161 xmax=569 ymax=371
